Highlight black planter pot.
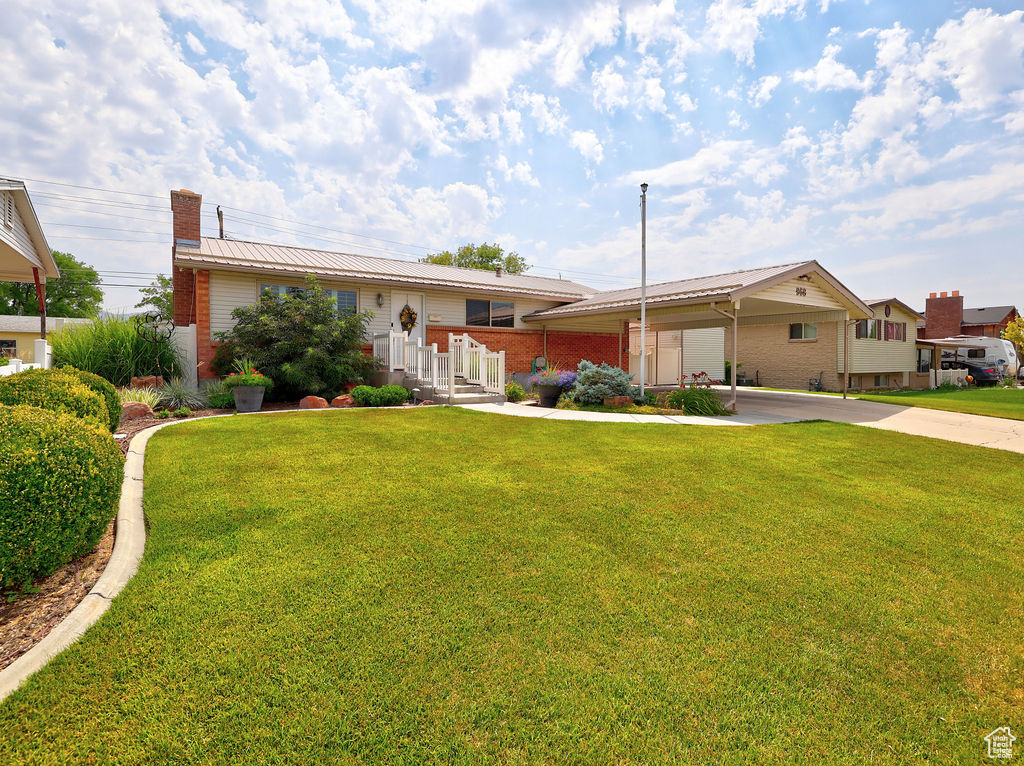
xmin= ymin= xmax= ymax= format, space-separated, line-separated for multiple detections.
xmin=537 ymin=384 xmax=563 ymax=408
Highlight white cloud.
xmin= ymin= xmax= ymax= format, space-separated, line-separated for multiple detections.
xmin=750 ymin=74 xmax=781 ymax=106
xmin=705 ymin=0 xmax=805 ymax=66
xmin=624 ymin=140 xmax=752 ymax=187
xmin=184 ymin=32 xmax=206 ymax=55
xmin=793 ymin=44 xmax=867 ymax=91
xmin=592 ymin=58 xmax=630 ymax=112
xmin=675 ymin=93 xmax=699 ymax=112
xmin=494 ymin=154 xmax=540 ymax=187
xmin=569 ymin=130 xmax=605 ymax=165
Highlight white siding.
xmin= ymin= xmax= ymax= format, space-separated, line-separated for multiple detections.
xmin=0 ymin=192 xmax=42 ymax=269
xmin=682 ymin=328 xmax=725 ymax=380
xmin=422 ymin=290 xmax=563 ymax=329
xmin=753 ymin=276 xmax=846 ymax=310
xmin=836 ymin=302 xmax=917 ymax=374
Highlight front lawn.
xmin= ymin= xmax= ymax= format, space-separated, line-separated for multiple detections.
xmin=2 ymin=409 xmax=1021 ymax=763
xmin=857 ymin=386 xmax=1024 ymax=420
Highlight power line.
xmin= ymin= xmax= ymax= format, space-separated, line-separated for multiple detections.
xmin=15 ymin=176 xmax=166 ymax=199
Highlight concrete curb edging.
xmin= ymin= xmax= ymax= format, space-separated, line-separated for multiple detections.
xmin=0 ymin=421 xmax=173 ymax=703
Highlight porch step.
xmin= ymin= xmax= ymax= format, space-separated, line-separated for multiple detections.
xmin=445 ymin=392 xmax=507 ymax=405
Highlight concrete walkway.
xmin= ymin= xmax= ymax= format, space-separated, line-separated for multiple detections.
xmin=459 ymin=389 xmax=1024 ymax=454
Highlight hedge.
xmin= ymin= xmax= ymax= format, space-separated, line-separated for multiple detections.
xmin=59 ymin=366 xmax=121 ymax=432
xmin=351 ymin=384 xmax=410 ymax=407
xmin=0 ymin=368 xmax=109 ymax=430
xmin=0 ymin=405 xmax=124 ymax=590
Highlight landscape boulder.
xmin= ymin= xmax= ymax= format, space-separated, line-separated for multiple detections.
xmin=603 ymin=395 xmax=633 ymax=408
xmin=121 ymin=401 xmax=155 ymax=420
xmin=330 ymin=394 xmax=354 ymax=408
xmin=130 ymin=375 xmax=164 ymax=389
xmin=418 ymin=399 xmax=436 ymax=406
xmin=300 ymin=395 xmax=329 ymax=409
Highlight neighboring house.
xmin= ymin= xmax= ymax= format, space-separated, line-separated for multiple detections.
xmin=919 ymin=290 xmax=1019 ymax=339
xmin=0 ymin=179 xmax=60 ymax=342
xmin=0 ymin=315 xmax=90 ymax=363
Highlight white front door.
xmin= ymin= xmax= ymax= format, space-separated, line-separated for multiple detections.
xmin=392 ymin=291 xmax=426 ymax=344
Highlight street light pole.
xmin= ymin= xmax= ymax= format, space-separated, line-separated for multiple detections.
xmin=639 ymin=182 xmax=648 ymax=398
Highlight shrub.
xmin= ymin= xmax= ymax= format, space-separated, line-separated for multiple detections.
xmin=505 ymin=380 xmax=526 ymax=402
xmin=157 ymin=377 xmax=206 ymax=410
xmin=0 ymin=368 xmax=108 ymax=429
xmin=59 ymin=367 xmax=120 ymax=432
xmin=209 ymin=341 xmax=238 ymax=378
xmin=572 ymin=361 xmax=634 ymax=405
xmin=351 ymin=384 xmax=409 ymax=407
xmin=154 ymin=409 xmax=171 ymax=419
xmin=173 ymin=407 xmax=191 ymax=418
xmin=664 ymin=387 xmax=731 ymax=416
xmin=118 ymin=386 xmax=162 ymax=408
xmin=221 ymin=275 xmax=376 ymax=400
xmin=203 ymin=380 xmax=235 ymax=409
xmin=0 ymin=404 xmax=123 ymax=590
xmin=0 ymin=358 xmax=8 ymax=367
xmin=50 ymin=315 xmax=181 ymax=387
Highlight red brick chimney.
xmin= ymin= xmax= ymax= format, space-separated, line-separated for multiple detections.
xmin=171 ymin=189 xmax=202 ymax=326
xmin=924 ymin=289 xmax=963 ymax=338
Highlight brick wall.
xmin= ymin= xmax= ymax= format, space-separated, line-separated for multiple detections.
xmin=195 ymin=270 xmax=218 ymax=378
xmin=426 ymin=326 xmax=622 ymax=373
xmin=923 ymin=291 xmax=963 ymax=338
xmin=726 ymin=321 xmax=841 ymax=391
xmin=171 ymin=189 xmax=202 ymax=326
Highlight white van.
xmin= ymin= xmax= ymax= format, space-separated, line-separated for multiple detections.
xmin=939 ymin=336 xmax=1018 ymax=377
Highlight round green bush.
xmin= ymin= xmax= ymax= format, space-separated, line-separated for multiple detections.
xmin=59 ymin=366 xmax=121 ymax=432
xmin=0 ymin=404 xmax=124 ymax=590
xmin=0 ymin=368 xmax=108 ymax=430
xmin=350 ymin=384 xmax=409 ymax=406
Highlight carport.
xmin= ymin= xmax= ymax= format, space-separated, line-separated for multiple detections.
xmin=522 ymin=261 xmax=873 ymax=410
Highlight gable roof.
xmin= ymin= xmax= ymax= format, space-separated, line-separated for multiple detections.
xmin=174 ymin=237 xmax=594 ymax=300
xmin=0 ymin=179 xmax=59 ymax=282
xmin=962 ymin=305 xmax=1016 ymax=325
xmin=864 ymin=298 xmax=926 ymax=321
xmin=522 ymin=260 xmax=872 ymax=320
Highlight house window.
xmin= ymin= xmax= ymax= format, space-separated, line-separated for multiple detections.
xmin=874 ymin=374 xmax=889 ymax=387
xmin=466 ymin=299 xmax=515 ymax=328
xmin=0 ymin=340 xmax=15 ymax=358
xmin=789 ymin=322 xmax=817 ymax=340
xmin=260 ymin=284 xmax=357 ymax=314
xmin=883 ymin=321 xmax=906 ymax=341
xmin=855 ymin=319 xmax=880 ymax=339
xmin=917 ymin=348 xmax=931 ymax=373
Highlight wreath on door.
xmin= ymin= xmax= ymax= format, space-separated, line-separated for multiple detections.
xmin=399 ymin=304 xmax=418 ymax=332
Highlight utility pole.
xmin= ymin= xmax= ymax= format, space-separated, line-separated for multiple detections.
xmin=639 ymin=182 xmax=648 ymax=397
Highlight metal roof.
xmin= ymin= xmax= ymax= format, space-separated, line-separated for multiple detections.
xmin=863 ymin=298 xmax=926 ymax=320
xmin=962 ymin=305 xmax=1017 ymax=325
xmin=522 ymin=260 xmax=871 ymax=319
xmin=174 ymin=237 xmax=594 ymax=300
xmin=0 ymin=315 xmax=91 ymax=333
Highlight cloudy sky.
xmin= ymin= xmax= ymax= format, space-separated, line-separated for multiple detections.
xmin=2 ymin=1 xmax=1023 ymax=311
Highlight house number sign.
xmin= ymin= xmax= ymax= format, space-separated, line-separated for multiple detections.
xmin=795 ymin=286 xmax=807 ymax=297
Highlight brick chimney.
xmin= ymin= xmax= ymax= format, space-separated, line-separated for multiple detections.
xmin=171 ymin=189 xmax=202 ymax=326
xmin=924 ymin=289 xmax=963 ymax=338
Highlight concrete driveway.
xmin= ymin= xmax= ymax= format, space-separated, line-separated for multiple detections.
xmin=734 ymin=389 xmax=1024 ymax=454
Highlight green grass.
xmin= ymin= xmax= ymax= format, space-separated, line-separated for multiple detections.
xmin=2 ymin=409 xmax=1022 ymax=763
xmin=857 ymin=386 xmax=1024 ymax=420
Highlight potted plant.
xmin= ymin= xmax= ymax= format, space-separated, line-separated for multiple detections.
xmin=223 ymin=357 xmax=273 ymax=412
xmin=529 ymin=366 xmax=577 ymax=408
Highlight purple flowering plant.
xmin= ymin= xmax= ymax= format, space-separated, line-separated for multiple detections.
xmin=529 ymin=366 xmax=577 ymax=388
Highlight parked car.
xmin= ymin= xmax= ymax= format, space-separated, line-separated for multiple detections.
xmin=957 ymin=360 xmax=1003 ymax=386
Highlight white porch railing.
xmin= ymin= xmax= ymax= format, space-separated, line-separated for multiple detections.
xmin=372 ymin=330 xmax=505 ymax=399
xmin=0 ymin=341 xmax=52 ymax=377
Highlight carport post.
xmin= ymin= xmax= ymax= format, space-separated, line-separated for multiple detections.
xmin=843 ymin=316 xmax=852 ymax=400
xmin=712 ymin=303 xmax=738 ymax=412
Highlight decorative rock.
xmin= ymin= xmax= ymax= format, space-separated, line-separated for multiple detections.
xmin=130 ymin=375 xmax=164 ymax=389
xmin=330 ymin=394 xmax=354 ymax=408
xmin=418 ymin=400 xmax=436 ymax=406
xmin=300 ymin=396 xmax=329 ymax=409
xmin=121 ymin=401 xmax=155 ymax=420
xmin=603 ymin=395 xmax=633 ymax=408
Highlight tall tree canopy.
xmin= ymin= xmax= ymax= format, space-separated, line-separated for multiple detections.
xmin=0 ymin=251 xmax=103 ymax=317
xmin=421 ymin=243 xmax=528 ymax=274
xmin=134 ymin=273 xmax=173 ymax=318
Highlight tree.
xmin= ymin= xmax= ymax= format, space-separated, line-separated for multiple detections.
xmin=420 ymin=242 xmax=528 ymax=274
xmin=221 ymin=275 xmax=377 ymax=399
xmin=0 ymin=251 xmax=102 ymax=317
xmin=1003 ymin=316 xmax=1024 ymax=378
xmin=134 ymin=273 xmax=173 ymax=318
